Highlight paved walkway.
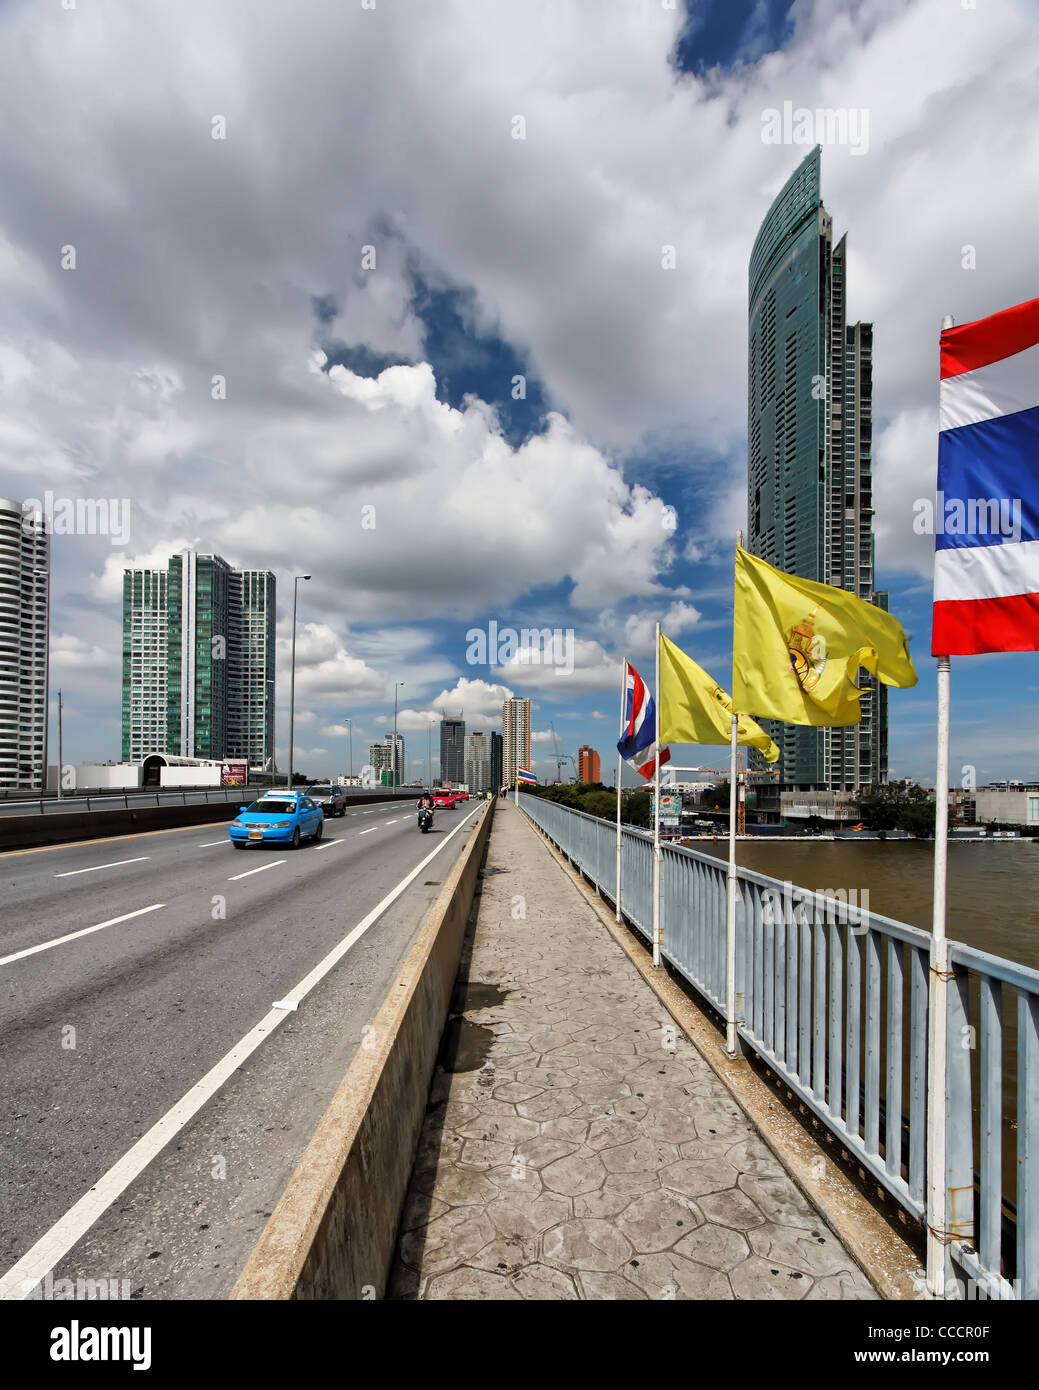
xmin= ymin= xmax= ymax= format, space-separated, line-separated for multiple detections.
xmin=388 ymin=801 xmax=877 ymax=1300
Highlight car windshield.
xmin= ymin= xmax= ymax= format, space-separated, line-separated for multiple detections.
xmin=307 ymin=788 xmax=333 ymax=796
xmin=249 ymin=798 xmax=299 ymax=813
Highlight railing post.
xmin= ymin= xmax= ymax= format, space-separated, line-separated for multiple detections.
xmin=944 ymin=966 xmax=975 ymax=1291
xmin=1019 ymin=992 xmax=1039 ymax=1300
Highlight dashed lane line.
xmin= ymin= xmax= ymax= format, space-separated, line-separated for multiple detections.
xmin=0 ymin=905 xmax=166 ymax=968
xmin=55 ymin=857 xmax=150 ymax=879
xmin=227 ymin=859 xmax=286 ymax=882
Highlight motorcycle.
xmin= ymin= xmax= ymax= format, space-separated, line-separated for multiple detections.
xmin=417 ymin=806 xmax=434 ymax=833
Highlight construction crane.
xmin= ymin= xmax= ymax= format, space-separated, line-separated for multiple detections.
xmin=549 ymin=722 xmax=578 ymax=783
xmin=668 ymin=759 xmax=779 ymax=835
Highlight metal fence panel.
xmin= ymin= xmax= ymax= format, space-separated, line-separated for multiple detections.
xmin=518 ymin=793 xmax=1039 ymax=1300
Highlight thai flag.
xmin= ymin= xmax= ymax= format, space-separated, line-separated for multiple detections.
xmin=617 ymin=661 xmax=671 ymax=780
xmin=516 ymin=767 xmax=537 ymax=784
xmin=933 ymin=296 xmax=1039 ymax=655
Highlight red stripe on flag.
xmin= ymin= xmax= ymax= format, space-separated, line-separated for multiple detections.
xmin=932 ymin=591 xmax=1039 ymax=655
xmin=940 ymin=296 xmax=1039 ymax=380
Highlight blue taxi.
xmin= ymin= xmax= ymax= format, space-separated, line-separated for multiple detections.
xmin=229 ymin=792 xmax=324 ymax=850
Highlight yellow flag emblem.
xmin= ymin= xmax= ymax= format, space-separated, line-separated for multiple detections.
xmin=659 ymin=633 xmax=779 ymax=762
xmin=733 ymin=546 xmax=917 ymax=727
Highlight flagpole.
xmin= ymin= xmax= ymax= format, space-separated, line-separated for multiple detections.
xmin=652 ymin=622 xmax=662 ymax=967
xmin=616 ymin=662 xmax=625 ymax=924
xmin=726 ymin=710 xmax=739 ymax=1056
xmin=926 ymin=313 xmax=955 ymax=1300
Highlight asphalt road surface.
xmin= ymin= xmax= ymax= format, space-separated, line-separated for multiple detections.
xmin=0 ymin=800 xmax=483 ymax=1300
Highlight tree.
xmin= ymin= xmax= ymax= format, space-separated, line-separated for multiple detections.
xmin=858 ymin=782 xmax=937 ymax=837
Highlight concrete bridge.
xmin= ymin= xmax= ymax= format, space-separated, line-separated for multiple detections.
xmin=1 ymin=795 xmax=1035 ymax=1304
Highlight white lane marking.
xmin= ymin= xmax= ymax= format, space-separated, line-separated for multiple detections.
xmin=227 ymin=859 xmax=286 ymax=882
xmin=384 ymin=819 xmax=399 ymax=826
xmin=0 ymin=905 xmax=166 ymax=968
xmin=0 ymin=803 xmax=483 ymax=1301
xmin=198 ymin=840 xmax=227 ymax=848
xmin=54 ymin=857 xmax=150 ymax=879
xmin=359 ymin=827 xmax=378 ymax=835
xmin=316 ymin=839 xmax=342 ymax=850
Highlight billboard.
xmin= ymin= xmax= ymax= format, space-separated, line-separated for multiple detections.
xmin=221 ymin=760 xmax=248 ymax=786
xmin=652 ymin=792 xmax=683 ymax=826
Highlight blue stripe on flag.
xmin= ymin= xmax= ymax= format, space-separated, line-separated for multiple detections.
xmin=936 ymin=403 xmax=1039 ymax=550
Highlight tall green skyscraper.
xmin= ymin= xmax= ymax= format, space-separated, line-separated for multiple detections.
xmin=747 ymin=146 xmax=887 ymax=790
xmin=122 ymin=552 xmax=276 ymax=766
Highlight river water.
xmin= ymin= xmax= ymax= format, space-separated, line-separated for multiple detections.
xmin=698 ymin=839 xmax=1039 ymax=973
xmin=696 ymin=838 xmax=1038 ymax=1222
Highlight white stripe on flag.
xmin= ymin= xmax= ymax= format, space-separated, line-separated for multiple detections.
xmin=940 ymin=339 xmax=1039 ymax=432
xmin=934 ymin=539 xmax=1039 ymax=603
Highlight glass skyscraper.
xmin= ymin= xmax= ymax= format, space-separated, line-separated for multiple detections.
xmin=747 ymin=146 xmax=887 ymax=790
xmin=440 ymin=717 xmax=466 ymax=785
xmin=122 ymin=552 xmax=276 ymax=766
xmin=0 ymin=498 xmax=49 ymax=788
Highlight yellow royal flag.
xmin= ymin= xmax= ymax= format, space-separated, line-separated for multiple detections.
xmin=733 ymin=546 xmax=917 ymax=727
xmin=659 ymin=633 xmax=779 ymax=762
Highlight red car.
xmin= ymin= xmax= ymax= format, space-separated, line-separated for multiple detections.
xmin=432 ymin=790 xmax=456 ymax=808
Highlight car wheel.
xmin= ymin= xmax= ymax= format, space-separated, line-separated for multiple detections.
xmin=313 ymin=820 xmax=323 ymax=842
xmin=290 ymin=827 xmax=301 ymax=850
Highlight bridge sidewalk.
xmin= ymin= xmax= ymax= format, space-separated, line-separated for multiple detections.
xmin=388 ymin=800 xmax=878 ymax=1300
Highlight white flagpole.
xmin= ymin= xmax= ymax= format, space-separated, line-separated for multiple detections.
xmin=726 ymin=710 xmax=739 ymax=1057
xmin=926 ymin=315 xmax=955 ymax=1299
xmin=727 ymin=528 xmax=745 ymax=1056
xmin=616 ymin=662 xmax=626 ymax=924
xmin=652 ymin=623 xmax=662 ymax=967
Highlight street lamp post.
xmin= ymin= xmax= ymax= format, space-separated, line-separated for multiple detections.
xmin=266 ymin=677 xmax=277 ymax=786
xmin=57 ymin=690 xmax=63 ymax=801
xmin=344 ymin=717 xmax=353 ymax=780
xmin=428 ymin=719 xmax=433 ymax=789
xmin=392 ymin=682 xmax=404 ymax=787
xmin=287 ymin=574 xmax=311 ymax=790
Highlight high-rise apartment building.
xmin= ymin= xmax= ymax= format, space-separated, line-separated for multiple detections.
xmin=747 ymin=146 xmax=887 ymax=790
xmin=577 ymin=745 xmax=601 ymax=784
xmin=465 ymin=731 xmax=491 ymax=793
xmin=368 ymin=732 xmax=405 ymax=783
xmin=227 ymin=569 xmax=276 ymax=767
xmin=122 ymin=567 xmax=169 ymax=764
xmin=166 ymin=552 xmax=231 ymax=760
xmin=121 ymin=552 xmax=276 ymax=765
xmin=502 ymin=697 xmax=532 ymax=787
xmin=0 ymin=498 xmax=49 ymax=788
xmin=490 ymin=731 xmax=503 ymax=792
xmin=440 ymin=717 xmax=465 ymax=785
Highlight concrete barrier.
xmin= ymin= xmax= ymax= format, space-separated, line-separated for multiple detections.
xmin=230 ymin=799 xmax=494 ymax=1300
xmin=0 ymin=792 xmax=422 ymax=853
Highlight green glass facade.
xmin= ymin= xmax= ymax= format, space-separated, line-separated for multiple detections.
xmin=122 ymin=553 xmax=275 ymax=765
xmin=747 ymin=147 xmax=887 ymax=791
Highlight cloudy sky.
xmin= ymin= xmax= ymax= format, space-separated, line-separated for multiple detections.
xmin=2 ymin=0 xmax=1036 ymax=785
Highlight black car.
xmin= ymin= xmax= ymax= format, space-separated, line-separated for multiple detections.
xmin=304 ymin=784 xmax=348 ymax=817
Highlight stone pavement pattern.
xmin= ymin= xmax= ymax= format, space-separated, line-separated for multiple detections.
xmin=388 ymin=801 xmax=878 ymax=1301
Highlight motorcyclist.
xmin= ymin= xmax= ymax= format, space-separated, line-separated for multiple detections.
xmin=417 ymin=791 xmax=434 ymax=811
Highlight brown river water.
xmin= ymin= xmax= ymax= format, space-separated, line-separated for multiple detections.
xmin=698 ymin=839 xmax=1039 ymax=973
xmin=696 ymin=839 xmax=1039 ymax=1229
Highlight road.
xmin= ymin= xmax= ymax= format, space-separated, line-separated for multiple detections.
xmin=0 ymin=800 xmax=483 ymax=1300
